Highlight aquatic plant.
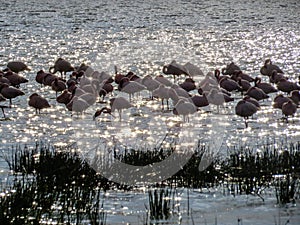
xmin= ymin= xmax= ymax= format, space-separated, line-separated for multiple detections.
xmin=145 ymin=187 xmax=182 ymax=224
xmin=0 ymin=176 xmax=107 ymax=224
xmin=0 ymin=140 xmax=299 ymax=224
xmin=275 ymin=174 xmax=299 ymax=205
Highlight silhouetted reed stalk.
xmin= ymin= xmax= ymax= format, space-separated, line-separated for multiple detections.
xmin=146 ymin=187 xmax=180 ymax=223
xmin=0 ymin=143 xmax=108 ymax=224
xmin=275 ymin=174 xmax=298 ymax=205
xmin=0 ymin=140 xmax=300 ymax=223
xmin=224 ymin=141 xmax=300 ymax=202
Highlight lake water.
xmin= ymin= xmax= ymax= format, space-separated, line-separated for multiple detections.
xmin=0 ymin=0 xmax=300 ymax=224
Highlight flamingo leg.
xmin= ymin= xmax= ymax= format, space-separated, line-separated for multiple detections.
xmin=1 ymin=107 xmax=6 ymax=118
xmin=118 ymin=109 xmax=122 ymax=121
xmin=244 ymin=117 xmax=248 ymax=128
xmin=166 ymin=99 xmax=169 ymax=110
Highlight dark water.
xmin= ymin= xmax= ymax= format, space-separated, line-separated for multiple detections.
xmin=0 ymin=0 xmax=300 ymax=224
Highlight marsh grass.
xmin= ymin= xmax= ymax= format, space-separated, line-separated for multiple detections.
xmin=147 ymin=188 xmax=173 ymax=221
xmin=0 ymin=140 xmax=299 ymax=223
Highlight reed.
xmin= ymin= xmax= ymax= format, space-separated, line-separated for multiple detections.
xmin=275 ymin=174 xmax=298 ymax=205
xmin=0 ymin=139 xmax=299 ymax=224
xmin=146 ymin=187 xmax=179 ymax=223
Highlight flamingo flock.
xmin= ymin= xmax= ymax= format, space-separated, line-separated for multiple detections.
xmin=0 ymin=58 xmax=299 ymax=128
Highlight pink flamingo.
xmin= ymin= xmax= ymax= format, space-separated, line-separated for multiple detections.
xmin=4 ymin=71 xmax=28 ymax=87
xmin=276 ymin=78 xmax=300 ymax=94
xmin=289 ymin=90 xmax=300 ymax=105
xmin=0 ymin=83 xmax=25 ymax=107
xmin=93 ymin=107 xmax=114 ymax=120
xmin=273 ymin=94 xmax=290 ymax=109
xmin=254 ymin=77 xmax=278 ymax=94
xmin=28 ymin=93 xmax=51 ymax=114
xmin=235 ymin=100 xmax=258 ymax=128
xmin=282 ymin=100 xmax=297 ymax=122
xmin=51 ymin=78 xmax=67 ymax=97
xmin=110 ymin=96 xmax=133 ymax=120
xmin=179 ymin=78 xmax=196 ymax=92
xmin=5 ymin=61 xmax=31 ymax=73
xmin=245 ymin=86 xmax=269 ymax=101
xmin=260 ymin=59 xmax=283 ymax=77
xmin=153 ymin=84 xmax=171 ymax=110
xmin=173 ymin=99 xmax=197 ymax=122
xmin=56 ymin=90 xmax=72 ymax=105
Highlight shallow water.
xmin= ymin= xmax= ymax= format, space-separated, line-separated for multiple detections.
xmin=0 ymin=0 xmax=300 ymax=224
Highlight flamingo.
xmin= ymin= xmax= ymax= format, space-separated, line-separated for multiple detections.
xmin=4 ymin=71 xmax=28 ymax=87
xmin=0 ymin=83 xmax=25 ymax=107
xmin=66 ymin=72 xmax=78 ymax=87
xmin=254 ymin=77 xmax=278 ymax=94
xmin=171 ymin=84 xmax=190 ymax=98
xmin=56 ymin=90 xmax=72 ymax=105
xmin=93 ymin=107 xmax=114 ymax=121
xmin=67 ymin=80 xmax=78 ymax=93
xmin=289 ymin=90 xmax=300 ymax=105
xmin=114 ymin=66 xmax=126 ymax=85
xmin=235 ymin=100 xmax=258 ymax=128
xmin=231 ymin=70 xmax=255 ymax=83
xmin=43 ymin=73 xmax=60 ymax=86
xmin=141 ymin=75 xmax=160 ymax=98
xmin=51 ymin=78 xmax=67 ymax=97
xmin=36 ymin=70 xmax=50 ymax=87
xmin=110 ymin=96 xmax=133 ymax=120
xmin=28 ymin=93 xmax=51 ymax=114
xmin=173 ymin=99 xmax=197 ymax=122
xmin=168 ymin=87 xmax=192 ymax=105
xmin=4 ymin=61 xmax=31 ymax=73
xmin=152 ymin=84 xmax=171 ymax=110
xmin=215 ymin=69 xmax=230 ymax=82
xmin=206 ymin=88 xmax=226 ymax=112
xmin=198 ymin=72 xmax=219 ymax=90
xmin=269 ymin=70 xmax=287 ymax=84
xmin=162 ymin=60 xmax=188 ymax=81
xmin=260 ymin=59 xmax=283 ymax=77
xmin=99 ymin=82 xmax=114 ymax=102
xmin=67 ymin=96 xmax=91 ymax=113
xmin=276 ymin=78 xmax=300 ymax=94
xmin=282 ymin=100 xmax=297 ymax=122
xmin=0 ymin=73 xmax=11 ymax=85
xmin=221 ymin=62 xmax=241 ymax=76
xmin=49 ymin=58 xmax=75 ymax=78
xmin=183 ymin=62 xmax=204 ymax=77
xmin=191 ymin=94 xmax=209 ymax=108
xmin=243 ymin=96 xmax=260 ymax=109
xmin=273 ymin=94 xmax=290 ymax=109
xmin=126 ymin=71 xmax=141 ymax=82
xmin=118 ymin=77 xmax=146 ymax=101
xmin=219 ymin=76 xmax=242 ymax=92
xmin=237 ymin=77 xmax=252 ymax=93
xmin=154 ymin=74 xmax=173 ymax=87
xmin=179 ymin=78 xmax=196 ymax=92
xmin=245 ymin=86 xmax=269 ymax=101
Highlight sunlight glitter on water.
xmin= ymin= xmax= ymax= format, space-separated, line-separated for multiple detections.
xmin=0 ymin=0 xmax=300 ymax=223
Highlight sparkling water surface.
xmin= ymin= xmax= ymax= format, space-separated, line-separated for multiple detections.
xmin=0 ymin=0 xmax=300 ymax=224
